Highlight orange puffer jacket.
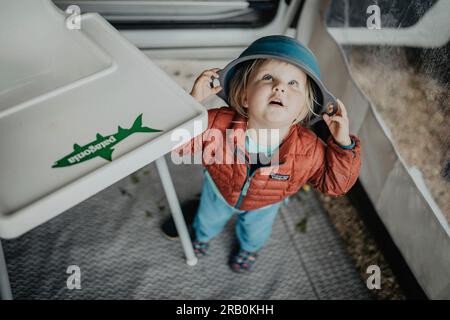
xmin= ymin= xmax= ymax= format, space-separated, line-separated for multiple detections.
xmin=173 ymin=107 xmax=361 ymax=211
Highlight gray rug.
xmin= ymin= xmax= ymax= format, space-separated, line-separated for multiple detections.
xmin=3 ymin=154 xmax=373 ymax=299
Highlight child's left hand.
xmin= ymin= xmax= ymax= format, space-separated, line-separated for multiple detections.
xmin=322 ymin=99 xmax=352 ymax=146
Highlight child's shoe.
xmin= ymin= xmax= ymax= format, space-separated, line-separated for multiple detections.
xmin=192 ymin=240 xmax=209 ymax=257
xmin=230 ymin=249 xmax=258 ymax=273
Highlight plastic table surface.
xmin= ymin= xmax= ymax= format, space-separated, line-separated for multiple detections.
xmin=0 ymin=1 xmax=207 ymax=239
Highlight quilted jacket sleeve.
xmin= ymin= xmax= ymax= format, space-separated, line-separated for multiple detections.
xmin=307 ymin=134 xmax=362 ymax=196
xmin=171 ymin=108 xmax=221 ymax=157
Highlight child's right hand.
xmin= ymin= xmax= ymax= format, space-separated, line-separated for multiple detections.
xmin=190 ymin=68 xmax=222 ymax=103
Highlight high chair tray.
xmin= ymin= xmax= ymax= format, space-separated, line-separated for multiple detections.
xmin=0 ymin=2 xmax=207 ymax=238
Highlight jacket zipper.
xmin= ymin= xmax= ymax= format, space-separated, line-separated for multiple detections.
xmin=234 ymin=162 xmax=251 ymax=209
xmin=234 ymin=162 xmax=267 ymax=209
xmin=234 ymin=142 xmax=277 ymax=209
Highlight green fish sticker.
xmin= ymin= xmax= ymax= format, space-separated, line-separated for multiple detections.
xmin=52 ymin=114 xmax=162 ymax=168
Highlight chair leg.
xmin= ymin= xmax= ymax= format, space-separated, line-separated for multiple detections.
xmin=0 ymin=240 xmax=13 ymax=300
xmin=155 ymin=156 xmax=198 ymax=266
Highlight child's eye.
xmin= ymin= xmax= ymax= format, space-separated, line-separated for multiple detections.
xmin=262 ymin=74 xmax=272 ymax=80
xmin=289 ymin=80 xmax=299 ymax=86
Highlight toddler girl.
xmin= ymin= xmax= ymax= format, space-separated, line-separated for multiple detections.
xmin=173 ymin=35 xmax=361 ymax=273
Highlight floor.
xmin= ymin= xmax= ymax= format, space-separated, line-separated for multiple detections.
xmin=3 ymin=156 xmax=372 ymax=299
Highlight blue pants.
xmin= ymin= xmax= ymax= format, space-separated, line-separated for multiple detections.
xmin=192 ymin=172 xmax=283 ymax=252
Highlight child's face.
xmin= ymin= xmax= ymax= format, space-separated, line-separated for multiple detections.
xmin=243 ymin=59 xmax=308 ymax=127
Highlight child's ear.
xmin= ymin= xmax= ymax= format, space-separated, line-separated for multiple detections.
xmin=242 ymin=96 xmax=248 ymax=109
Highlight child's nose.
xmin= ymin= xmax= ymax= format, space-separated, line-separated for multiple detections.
xmin=273 ymin=86 xmax=285 ymax=93
xmin=273 ymin=81 xmax=286 ymax=93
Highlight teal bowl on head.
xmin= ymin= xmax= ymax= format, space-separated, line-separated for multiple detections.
xmin=216 ymin=35 xmax=337 ymax=117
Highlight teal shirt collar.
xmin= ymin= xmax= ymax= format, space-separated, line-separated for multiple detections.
xmin=245 ymin=131 xmax=281 ymax=157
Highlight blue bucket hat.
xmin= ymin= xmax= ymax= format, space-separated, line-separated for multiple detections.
xmin=216 ymin=35 xmax=337 ymax=118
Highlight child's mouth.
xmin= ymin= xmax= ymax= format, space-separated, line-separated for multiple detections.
xmin=269 ymin=99 xmax=284 ymax=107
